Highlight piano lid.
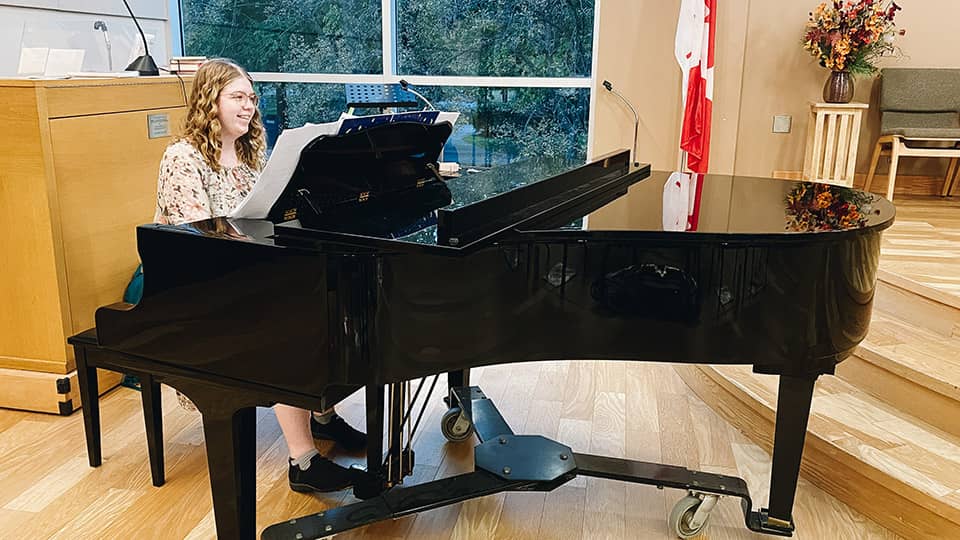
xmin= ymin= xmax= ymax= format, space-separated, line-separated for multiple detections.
xmin=574 ymin=171 xmax=896 ymax=238
xmin=273 ymin=149 xmax=644 ymax=250
xmin=147 ymin=168 xmax=894 ymax=255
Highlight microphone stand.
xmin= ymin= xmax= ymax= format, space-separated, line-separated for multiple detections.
xmin=399 ymin=79 xmax=450 ymax=166
xmin=399 ymin=79 xmax=436 ymax=111
xmin=94 ymin=21 xmax=112 ymax=71
xmin=602 ymin=80 xmax=640 ymax=167
xmin=122 ymin=0 xmax=159 ymax=76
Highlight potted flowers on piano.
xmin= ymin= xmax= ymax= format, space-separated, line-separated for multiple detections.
xmin=802 ymin=0 xmax=904 ymax=103
xmin=785 ymin=183 xmax=878 ymax=232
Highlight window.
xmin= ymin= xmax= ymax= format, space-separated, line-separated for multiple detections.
xmin=181 ymin=0 xmax=382 ymax=73
xmin=179 ymin=0 xmax=595 ymax=166
xmin=397 ymin=1 xmax=593 ymax=77
xmin=255 ymin=82 xmax=589 ymax=166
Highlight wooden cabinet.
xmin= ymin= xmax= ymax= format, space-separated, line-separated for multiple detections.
xmin=0 ymin=76 xmax=189 ymax=413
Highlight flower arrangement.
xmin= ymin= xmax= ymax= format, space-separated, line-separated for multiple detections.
xmin=803 ymin=1 xmax=903 ymax=74
xmin=785 ymin=182 xmax=876 ymax=232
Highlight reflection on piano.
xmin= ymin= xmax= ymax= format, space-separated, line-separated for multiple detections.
xmin=69 ymin=121 xmax=894 ymax=539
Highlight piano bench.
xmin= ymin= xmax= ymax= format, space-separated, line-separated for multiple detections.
xmin=69 ymin=328 xmax=166 ymax=487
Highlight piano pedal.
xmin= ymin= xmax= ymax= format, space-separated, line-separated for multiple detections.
xmin=403 ymin=448 xmax=415 ymax=477
xmin=349 ymin=466 xmax=383 ymax=500
xmin=350 ymin=448 xmax=416 ymax=499
xmin=669 ymin=491 xmax=720 ymax=539
xmin=386 ymin=448 xmax=416 ymax=480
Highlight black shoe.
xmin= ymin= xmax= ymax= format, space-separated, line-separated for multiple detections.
xmin=311 ymin=414 xmax=368 ymax=452
xmin=288 ymin=454 xmax=355 ymax=493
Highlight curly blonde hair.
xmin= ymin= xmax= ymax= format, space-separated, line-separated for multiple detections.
xmin=180 ymin=58 xmax=266 ymax=171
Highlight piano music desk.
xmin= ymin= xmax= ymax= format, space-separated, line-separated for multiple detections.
xmin=0 ymin=76 xmax=190 ymax=414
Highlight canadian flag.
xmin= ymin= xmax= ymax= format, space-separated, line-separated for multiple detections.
xmin=675 ymin=0 xmax=716 ymax=175
xmin=672 ymin=0 xmax=715 ymax=231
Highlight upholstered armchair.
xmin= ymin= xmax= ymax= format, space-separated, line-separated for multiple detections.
xmin=864 ymin=68 xmax=960 ymax=201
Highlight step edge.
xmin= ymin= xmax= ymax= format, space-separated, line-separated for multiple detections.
xmin=686 ymin=364 xmax=960 ymax=524
xmin=878 ymin=267 xmax=960 ymax=312
xmin=856 ymin=341 xmax=960 ymax=402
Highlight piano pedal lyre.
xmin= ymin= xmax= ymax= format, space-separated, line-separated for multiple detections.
xmin=385 ymin=380 xmax=418 ymax=488
xmin=669 ymin=491 xmax=721 ymax=539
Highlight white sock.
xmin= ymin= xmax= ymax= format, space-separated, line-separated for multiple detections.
xmin=291 ymin=448 xmax=320 ymax=471
xmin=313 ymin=409 xmax=335 ymax=425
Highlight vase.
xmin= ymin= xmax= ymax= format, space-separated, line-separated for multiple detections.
xmin=823 ymin=70 xmax=854 ymax=103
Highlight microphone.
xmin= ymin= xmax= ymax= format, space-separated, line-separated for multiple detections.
xmin=122 ymin=0 xmax=159 ymax=76
xmin=602 ymin=80 xmax=640 ymax=167
xmin=399 ymin=79 xmax=436 ymax=110
xmin=93 ymin=20 xmax=113 ymax=72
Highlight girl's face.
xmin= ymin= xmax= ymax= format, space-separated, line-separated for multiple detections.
xmin=217 ymin=76 xmax=257 ymax=142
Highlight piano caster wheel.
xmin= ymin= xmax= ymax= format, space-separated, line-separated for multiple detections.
xmin=669 ymin=492 xmax=719 ymax=539
xmin=440 ymin=407 xmax=474 ymax=442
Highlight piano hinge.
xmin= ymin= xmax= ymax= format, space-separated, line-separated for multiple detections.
xmin=359 ymin=191 xmax=370 ymax=202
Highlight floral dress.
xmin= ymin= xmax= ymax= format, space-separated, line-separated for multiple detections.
xmin=154 ymin=140 xmax=258 ymax=225
xmin=154 ymin=140 xmax=259 ymax=411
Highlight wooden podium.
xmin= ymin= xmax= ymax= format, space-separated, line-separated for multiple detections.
xmin=0 ymin=76 xmax=189 ymax=414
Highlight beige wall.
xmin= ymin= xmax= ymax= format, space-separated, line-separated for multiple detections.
xmin=591 ymin=0 xmax=960 ymax=188
xmin=590 ymin=0 xmax=684 ymax=226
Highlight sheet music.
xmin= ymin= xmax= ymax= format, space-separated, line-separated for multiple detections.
xmin=44 ymin=49 xmax=85 ymax=76
xmin=229 ymin=119 xmax=342 ymax=218
xmin=17 ymin=47 xmax=48 ymax=75
xmin=229 ymin=111 xmax=459 ymax=219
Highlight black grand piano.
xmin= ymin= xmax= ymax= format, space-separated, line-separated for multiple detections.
xmin=69 ymin=121 xmax=894 ymax=539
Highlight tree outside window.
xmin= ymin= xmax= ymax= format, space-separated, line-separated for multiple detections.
xmin=180 ymin=0 xmax=593 ymax=166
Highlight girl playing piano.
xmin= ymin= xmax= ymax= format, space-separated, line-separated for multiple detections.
xmin=154 ymin=58 xmax=365 ymax=493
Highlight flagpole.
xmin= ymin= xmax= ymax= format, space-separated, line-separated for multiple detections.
xmin=674 ymin=0 xmax=715 ymax=232
xmin=677 ymin=77 xmax=687 ymax=173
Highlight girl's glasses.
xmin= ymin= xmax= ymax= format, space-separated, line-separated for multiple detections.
xmin=225 ymin=92 xmax=259 ymax=106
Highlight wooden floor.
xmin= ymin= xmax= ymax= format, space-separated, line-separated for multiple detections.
xmin=878 ymin=195 xmax=960 ymax=307
xmin=0 ymin=364 xmax=895 ymax=539
xmin=4 ymin=195 xmax=957 ymax=539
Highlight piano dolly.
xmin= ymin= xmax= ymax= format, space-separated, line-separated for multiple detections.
xmin=263 ymin=385 xmax=799 ymax=539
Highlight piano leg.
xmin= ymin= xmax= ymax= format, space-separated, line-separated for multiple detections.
xmin=140 ymin=374 xmax=165 ymax=487
xmin=767 ymin=374 xmax=817 ymax=530
xmin=447 ymin=369 xmax=470 ymax=389
xmin=199 ymin=405 xmax=258 ymax=540
xmin=74 ymin=345 xmax=102 ymax=468
xmin=353 ymin=384 xmax=387 ymax=500
xmin=444 ymin=369 xmax=470 ymax=408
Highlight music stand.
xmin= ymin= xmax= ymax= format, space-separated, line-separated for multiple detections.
xmin=345 ymin=83 xmax=418 ymax=111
